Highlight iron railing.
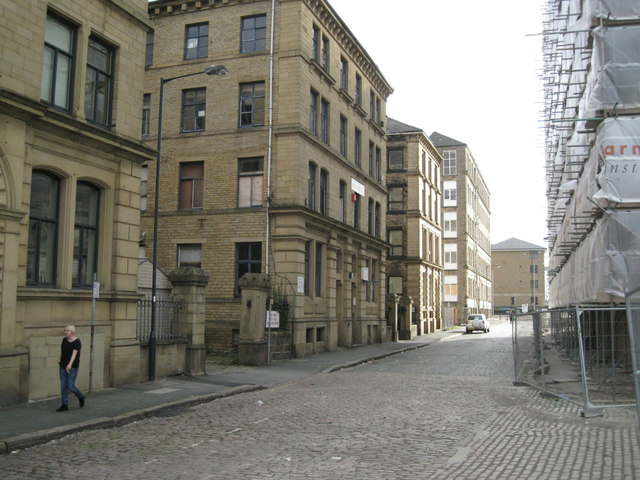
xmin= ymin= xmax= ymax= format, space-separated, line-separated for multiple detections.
xmin=137 ymin=296 xmax=183 ymax=343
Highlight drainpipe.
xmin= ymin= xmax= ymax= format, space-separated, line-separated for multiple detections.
xmin=265 ymin=0 xmax=276 ymax=362
xmin=266 ymin=0 xmax=275 ymax=277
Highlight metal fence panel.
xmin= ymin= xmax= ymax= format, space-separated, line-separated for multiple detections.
xmin=137 ymin=296 xmax=184 ymax=342
xmin=512 ymin=305 xmax=639 ymax=419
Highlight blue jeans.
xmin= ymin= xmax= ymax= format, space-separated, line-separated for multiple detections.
xmin=59 ymin=367 xmax=84 ymax=406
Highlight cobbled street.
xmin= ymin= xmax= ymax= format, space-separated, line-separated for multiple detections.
xmin=2 ymin=321 xmax=638 ymax=479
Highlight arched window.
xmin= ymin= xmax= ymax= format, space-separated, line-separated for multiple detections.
xmin=73 ymin=182 xmax=100 ymax=287
xmin=28 ymin=170 xmax=60 ymax=286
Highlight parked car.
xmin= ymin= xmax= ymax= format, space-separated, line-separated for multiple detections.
xmin=466 ymin=314 xmax=490 ymax=334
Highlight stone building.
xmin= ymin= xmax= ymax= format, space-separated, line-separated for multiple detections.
xmin=0 ymin=0 xmax=155 ymax=405
xmin=430 ymin=132 xmax=491 ymax=325
xmin=143 ymin=0 xmax=392 ymax=356
xmin=385 ymin=118 xmax=443 ymax=337
xmin=491 ymin=238 xmax=546 ymax=312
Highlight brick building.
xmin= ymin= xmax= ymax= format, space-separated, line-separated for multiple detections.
xmin=0 ymin=0 xmax=154 ymax=405
xmin=143 ymin=0 xmax=392 ymax=355
xmin=430 ymin=132 xmax=491 ymax=325
xmin=491 ymin=238 xmax=546 ymax=312
xmin=386 ymin=118 xmax=443 ymax=337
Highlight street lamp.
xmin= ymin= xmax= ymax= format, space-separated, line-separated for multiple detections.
xmin=149 ymin=64 xmax=228 ymax=381
xmin=529 ymin=250 xmax=538 ymax=311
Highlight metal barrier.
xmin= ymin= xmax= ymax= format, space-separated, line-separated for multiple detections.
xmin=136 ymin=296 xmax=183 ymax=342
xmin=512 ymin=304 xmax=639 ymax=422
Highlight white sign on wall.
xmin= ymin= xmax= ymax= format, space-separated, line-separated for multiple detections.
xmin=266 ymin=311 xmax=280 ymax=328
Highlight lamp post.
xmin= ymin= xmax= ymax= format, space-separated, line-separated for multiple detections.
xmin=149 ymin=64 xmax=228 ymax=381
xmin=529 ymin=250 xmax=537 ymax=312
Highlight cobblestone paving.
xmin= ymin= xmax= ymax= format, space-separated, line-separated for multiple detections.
xmin=2 ymin=323 xmax=638 ymax=479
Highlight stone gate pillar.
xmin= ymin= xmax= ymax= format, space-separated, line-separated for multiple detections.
xmin=399 ymin=295 xmax=413 ymax=340
xmin=386 ymin=294 xmax=400 ymax=342
xmin=169 ymin=266 xmax=209 ymax=375
xmin=238 ymin=273 xmax=271 ymax=366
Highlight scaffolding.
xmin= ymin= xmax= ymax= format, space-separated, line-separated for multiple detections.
xmin=543 ymin=0 xmax=640 ymax=308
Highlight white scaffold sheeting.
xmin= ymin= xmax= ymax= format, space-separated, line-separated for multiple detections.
xmin=549 ymin=211 xmax=640 ymax=307
xmin=587 ymin=25 xmax=640 ymax=113
xmin=594 ymin=116 xmax=640 ymax=205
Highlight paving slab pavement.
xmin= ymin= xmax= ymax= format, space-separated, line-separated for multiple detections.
xmin=0 ymin=329 xmax=461 ymax=453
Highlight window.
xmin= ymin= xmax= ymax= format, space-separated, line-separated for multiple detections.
xmin=304 ymin=241 xmax=311 ymax=296
xmin=178 ymin=244 xmax=202 ymax=268
xmin=368 ymin=142 xmax=374 ymax=176
xmin=339 ymin=180 xmax=346 ymax=223
xmin=369 ymin=90 xmax=375 ymax=119
xmin=388 ymin=148 xmax=403 ymax=170
xmin=182 ymin=88 xmax=206 ymax=132
xmin=235 ymin=242 xmax=262 ymax=297
xmin=376 ymin=147 xmax=381 ymax=181
xmin=319 ymin=169 xmax=328 ymax=215
xmin=304 ymin=241 xmax=323 ymax=298
xmin=321 ymin=34 xmax=329 ymax=70
xmin=353 ymin=193 xmax=360 ymax=229
xmin=308 ymin=163 xmax=317 ymax=210
xmin=85 ymin=37 xmax=114 ymax=128
xmin=179 ymin=161 xmax=204 ymax=210
xmin=140 ymin=165 xmax=148 ymax=212
xmin=444 ymin=276 xmax=457 ymax=299
xmin=371 ymin=259 xmax=377 ymax=302
xmin=340 ymin=56 xmax=348 ymax=90
xmin=374 ymin=202 xmax=380 ymax=237
xmin=388 ymin=186 xmax=404 ymax=211
xmin=27 ymin=171 xmax=60 ymax=286
xmin=355 ymin=74 xmax=362 ymax=105
xmin=340 ymin=116 xmax=347 ymax=156
xmin=320 ymin=99 xmax=329 ymax=144
xmin=185 ymin=23 xmax=208 ymax=60
xmin=41 ymin=14 xmax=75 ymax=111
xmin=388 ymin=229 xmax=403 ymax=256
xmin=444 ymin=186 xmax=457 ymax=203
xmin=442 ymin=150 xmax=457 ymax=176
xmin=368 ymin=198 xmax=374 ymax=234
xmin=241 ymin=15 xmax=266 ymax=53
xmin=142 ymin=93 xmax=150 ymax=136
xmin=312 ymin=24 xmax=320 ymax=61
xmin=73 ymin=182 xmax=100 ymax=287
xmin=238 ymin=157 xmax=263 ymax=207
xmin=530 ymin=280 xmax=539 ymax=289
xmin=444 ymin=218 xmax=457 ymax=236
xmin=388 ymin=276 xmax=403 ymax=295
xmin=530 ymin=264 xmax=539 ymax=274
xmin=315 ymin=243 xmax=323 ymax=297
xmin=310 ymin=89 xmax=318 ymax=135
xmin=444 ymin=248 xmax=457 ymax=266
xmin=376 ymin=97 xmax=381 ymax=123
xmin=354 ymin=129 xmax=361 ymax=167
xmin=145 ymin=31 xmax=154 ymax=67
xmin=239 ymin=82 xmax=265 ymax=127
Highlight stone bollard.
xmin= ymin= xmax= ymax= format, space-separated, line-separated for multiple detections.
xmin=169 ymin=266 xmax=209 ymax=375
xmin=399 ymin=295 xmax=413 ymax=340
xmin=386 ymin=294 xmax=400 ymax=341
xmin=238 ymin=273 xmax=271 ymax=366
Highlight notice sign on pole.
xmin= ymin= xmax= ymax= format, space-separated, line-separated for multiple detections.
xmin=266 ymin=310 xmax=280 ymax=328
xmin=92 ymin=282 xmax=100 ymax=299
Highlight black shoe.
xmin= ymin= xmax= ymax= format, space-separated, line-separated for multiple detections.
xmin=79 ymin=397 xmax=85 ymax=408
xmin=56 ymin=405 xmax=68 ymax=412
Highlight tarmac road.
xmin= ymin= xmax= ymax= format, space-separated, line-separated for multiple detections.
xmin=1 ymin=321 xmax=638 ymax=479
